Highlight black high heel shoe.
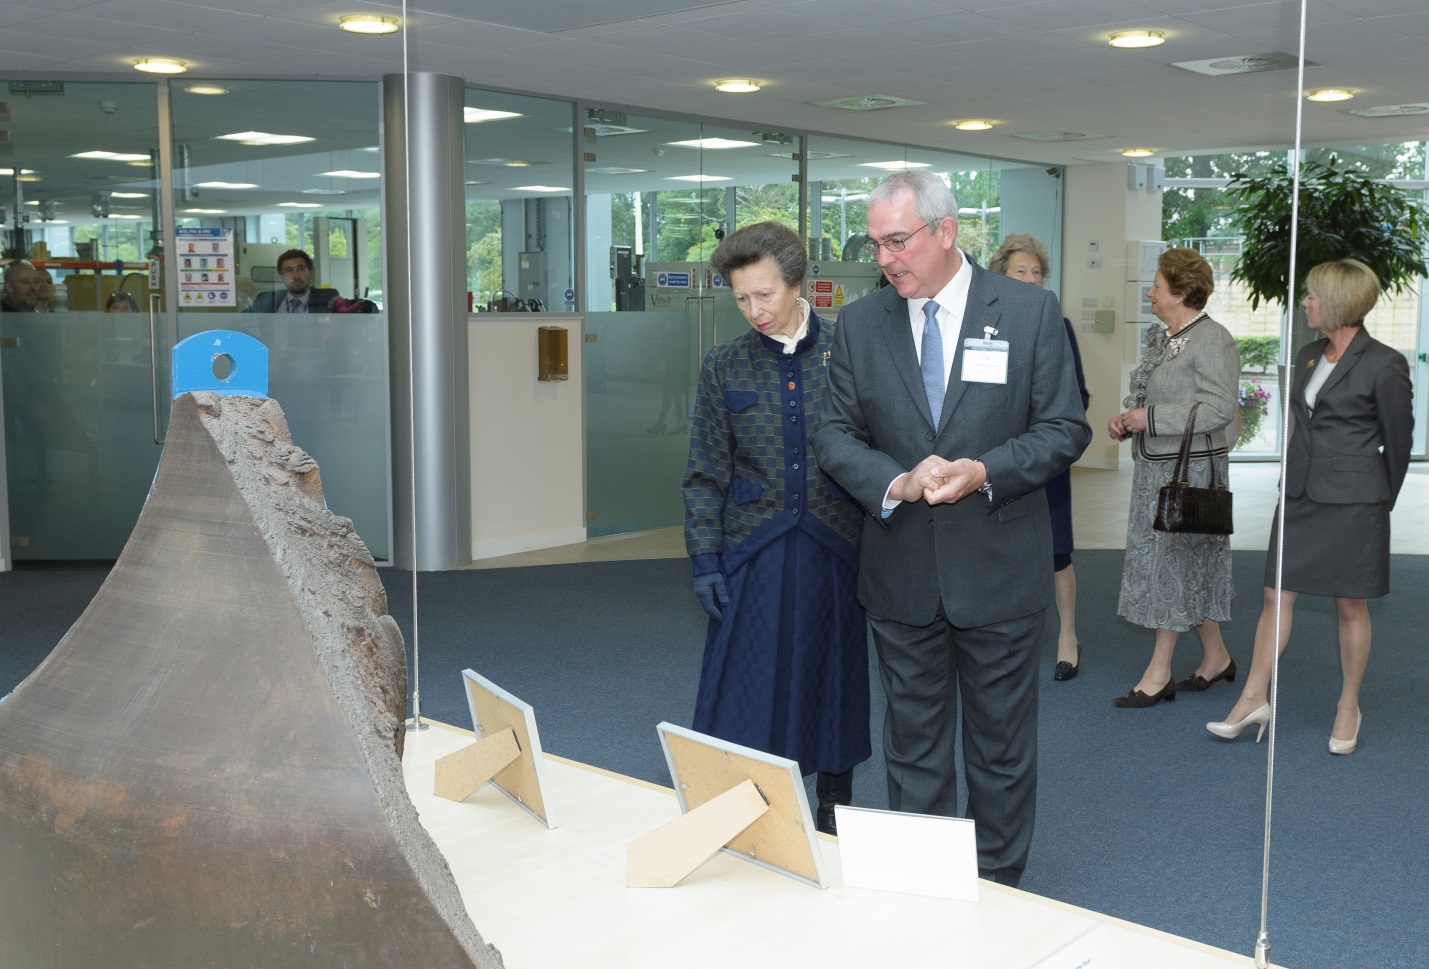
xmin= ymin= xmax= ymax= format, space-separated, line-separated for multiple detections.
xmin=1053 ymin=644 xmax=1080 ymax=682
xmin=1113 ymin=678 xmax=1176 ymax=708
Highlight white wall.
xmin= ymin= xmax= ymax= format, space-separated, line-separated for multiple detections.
xmin=468 ymin=316 xmax=586 ymax=559
xmin=1061 ymin=164 xmax=1163 ymax=470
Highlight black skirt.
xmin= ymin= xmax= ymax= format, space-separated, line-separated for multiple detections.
xmin=1263 ymin=494 xmax=1391 ymax=599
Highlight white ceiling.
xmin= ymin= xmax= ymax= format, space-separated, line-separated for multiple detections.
xmin=2 ymin=0 xmax=1429 ymax=169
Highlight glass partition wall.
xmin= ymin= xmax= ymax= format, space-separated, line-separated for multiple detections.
xmin=462 ymin=90 xmax=579 ymax=315
xmin=1 ymin=78 xmax=390 ymax=561
xmin=581 ymin=113 xmax=799 ymax=536
xmin=1 ymin=82 xmax=163 ymax=560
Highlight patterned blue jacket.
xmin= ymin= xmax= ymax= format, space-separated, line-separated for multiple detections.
xmin=683 ymin=314 xmax=863 ymax=578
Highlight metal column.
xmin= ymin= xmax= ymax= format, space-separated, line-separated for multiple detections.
xmin=382 ymin=72 xmax=471 ymax=570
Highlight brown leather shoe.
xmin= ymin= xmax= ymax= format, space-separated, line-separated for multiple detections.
xmin=1113 ymin=679 xmax=1176 ymax=707
xmin=1177 ymin=658 xmax=1236 ymax=692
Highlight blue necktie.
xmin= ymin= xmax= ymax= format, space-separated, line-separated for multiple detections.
xmin=921 ymin=300 xmax=944 ymax=425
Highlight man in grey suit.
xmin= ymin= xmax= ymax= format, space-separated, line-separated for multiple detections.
xmin=812 ymin=171 xmax=1091 ymax=886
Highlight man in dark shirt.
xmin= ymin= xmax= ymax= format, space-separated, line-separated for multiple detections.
xmin=243 ymin=249 xmax=338 ymax=313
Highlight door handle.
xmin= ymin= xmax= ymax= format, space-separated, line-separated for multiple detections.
xmin=148 ymin=293 xmax=166 ymax=445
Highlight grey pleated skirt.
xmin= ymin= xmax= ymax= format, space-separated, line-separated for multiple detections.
xmin=1263 ymin=494 xmax=1391 ymax=599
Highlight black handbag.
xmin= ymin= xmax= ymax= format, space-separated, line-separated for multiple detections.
xmin=1153 ymin=402 xmax=1234 ymax=535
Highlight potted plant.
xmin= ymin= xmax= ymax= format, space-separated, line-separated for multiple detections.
xmin=1236 ymin=377 xmax=1273 ymax=450
xmin=1227 ymin=155 xmax=1429 ymax=315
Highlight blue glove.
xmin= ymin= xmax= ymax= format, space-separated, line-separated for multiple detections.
xmin=693 ymin=573 xmax=729 ymax=622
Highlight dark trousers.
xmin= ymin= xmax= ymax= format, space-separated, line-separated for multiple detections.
xmin=869 ymin=608 xmax=1043 ymax=882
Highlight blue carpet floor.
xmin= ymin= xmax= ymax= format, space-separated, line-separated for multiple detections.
xmin=4 ymin=550 xmax=1426 ymax=968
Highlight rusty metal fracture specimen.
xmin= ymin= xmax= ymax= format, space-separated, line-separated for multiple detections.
xmin=0 ymin=391 xmax=504 ymax=969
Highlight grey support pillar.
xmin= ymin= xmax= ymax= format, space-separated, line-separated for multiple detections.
xmin=382 ymin=73 xmax=471 ymax=570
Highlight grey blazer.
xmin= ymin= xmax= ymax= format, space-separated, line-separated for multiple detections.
xmin=1127 ymin=315 xmax=1241 ymax=461
xmin=1285 ymin=328 xmax=1412 ymax=507
xmin=812 ymin=264 xmax=1092 ymax=628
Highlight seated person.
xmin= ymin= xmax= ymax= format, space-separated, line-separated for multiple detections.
xmin=243 ymin=249 xmax=339 ymax=313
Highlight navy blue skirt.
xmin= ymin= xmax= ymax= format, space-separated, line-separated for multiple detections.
xmin=692 ymin=528 xmax=871 ymax=775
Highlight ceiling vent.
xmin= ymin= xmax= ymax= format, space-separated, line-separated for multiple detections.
xmin=1173 ymin=52 xmax=1312 ymax=76
xmin=809 ymin=95 xmax=925 ymax=111
xmin=1011 ymin=131 xmax=1099 ymax=142
xmin=1347 ymin=103 xmax=1429 ymax=118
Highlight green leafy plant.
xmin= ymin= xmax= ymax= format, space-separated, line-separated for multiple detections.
xmin=1235 ymin=336 xmax=1281 ymax=371
xmin=1226 ymin=155 xmax=1429 ymax=310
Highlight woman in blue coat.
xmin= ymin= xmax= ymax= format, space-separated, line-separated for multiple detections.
xmin=683 ymin=222 xmax=870 ymax=835
xmin=1209 ymin=259 xmax=1412 ymax=752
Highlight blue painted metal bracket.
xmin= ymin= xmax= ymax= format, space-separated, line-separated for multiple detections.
xmin=172 ymin=330 xmax=269 ymax=398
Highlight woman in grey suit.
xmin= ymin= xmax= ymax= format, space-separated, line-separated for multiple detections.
xmin=1109 ymin=248 xmax=1240 ymax=707
xmin=1209 ymin=259 xmax=1412 ymax=752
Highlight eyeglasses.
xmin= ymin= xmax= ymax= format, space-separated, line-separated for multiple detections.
xmin=861 ymin=219 xmax=940 ymax=257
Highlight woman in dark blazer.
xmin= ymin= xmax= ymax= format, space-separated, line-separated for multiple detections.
xmin=1209 ymin=259 xmax=1412 ymax=752
xmin=683 ymin=222 xmax=869 ymax=834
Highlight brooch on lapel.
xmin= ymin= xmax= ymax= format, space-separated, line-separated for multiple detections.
xmin=1306 ymin=356 xmax=1316 ymax=369
xmin=1167 ymin=336 xmax=1190 ymax=357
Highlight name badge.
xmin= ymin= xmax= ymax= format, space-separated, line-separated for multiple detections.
xmin=961 ymin=338 xmax=1009 ymax=384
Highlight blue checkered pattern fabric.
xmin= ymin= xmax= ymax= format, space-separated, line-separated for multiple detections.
xmin=683 ymin=315 xmax=863 ymax=577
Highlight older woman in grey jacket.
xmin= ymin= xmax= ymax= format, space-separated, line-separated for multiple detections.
xmin=1109 ymin=248 xmax=1241 ymax=707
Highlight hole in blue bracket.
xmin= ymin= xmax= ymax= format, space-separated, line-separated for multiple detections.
xmin=172 ymin=330 xmax=269 ymax=399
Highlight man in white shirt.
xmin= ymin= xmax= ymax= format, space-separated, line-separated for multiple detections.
xmin=813 ymin=170 xmax=1090 ymax=887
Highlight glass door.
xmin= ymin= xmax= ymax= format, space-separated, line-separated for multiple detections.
xmin=582 ymin=113 xmax=799 ymax=536
xmin=2 ymin=81 xmax=167 ymax=561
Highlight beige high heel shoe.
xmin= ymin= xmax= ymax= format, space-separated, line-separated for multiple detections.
xmin=1329 ymin=710 xmax=1362 ymax=755
xmin=1206 ymin=703 xmax=1270 ymax=743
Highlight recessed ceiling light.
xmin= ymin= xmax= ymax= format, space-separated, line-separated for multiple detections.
xmin=586 ymin=166 xmax=650 ymax=175
xmin=184 ymin=208 xmax=226 ymax=214
xmin=857 ymin=161 xmax=932 ymax=171
xmin=1121 ymin=148 xmax=1155 ymax=157
xmin=134 ymin=57 xmax=186 ymax=74
xmin=279 ymin=202 xmax=323 ymax=208
xmin=339 ymin=14 xmax=400 ymax=34
xmin=108 ymin=214 xmax=143 ymax=219
xmin=502 ymin=160 xmax=532 ymax=168
xmin=1109 ymin=30 xmax=1164 ymax=49
xmin=72 ymin=150 xmax=152 ymax=162
xmin=668 ymin=174 xmax=732 ymax=182
xmin=16 ymin=174 xmax=41 ymax=183
xmin=953 ymin=120 xmax=995 ymax=131
xmin=513 ymin=185 xmax=570 ymax=193
xmin=215 ymin=131 xmax=315 ymax=146
xmin=184 ymin=84 xmax=228 ymax=96
xmin=666 ymin=138 xmax=759 ymax=150
xmin=715 ymin=79 xmax=761 ymax=93
xmin=1306 ymin=88 xmax=1353 ymax=102
xmin=302 ymin=188 xmax=347 ymax=195
xmin=195 ymin=181 xmax=257 ymax=189
xmin=318 ymin=170 xmax=380 ymax=179
xmin=111 ymin=192 xmax=149 ymax=198
xmin=1 ymin=169 xmax=36 ymax=176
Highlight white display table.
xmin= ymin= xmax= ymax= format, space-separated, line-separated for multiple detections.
xmin=404 ymin=721 xmax=1276 ymax=969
